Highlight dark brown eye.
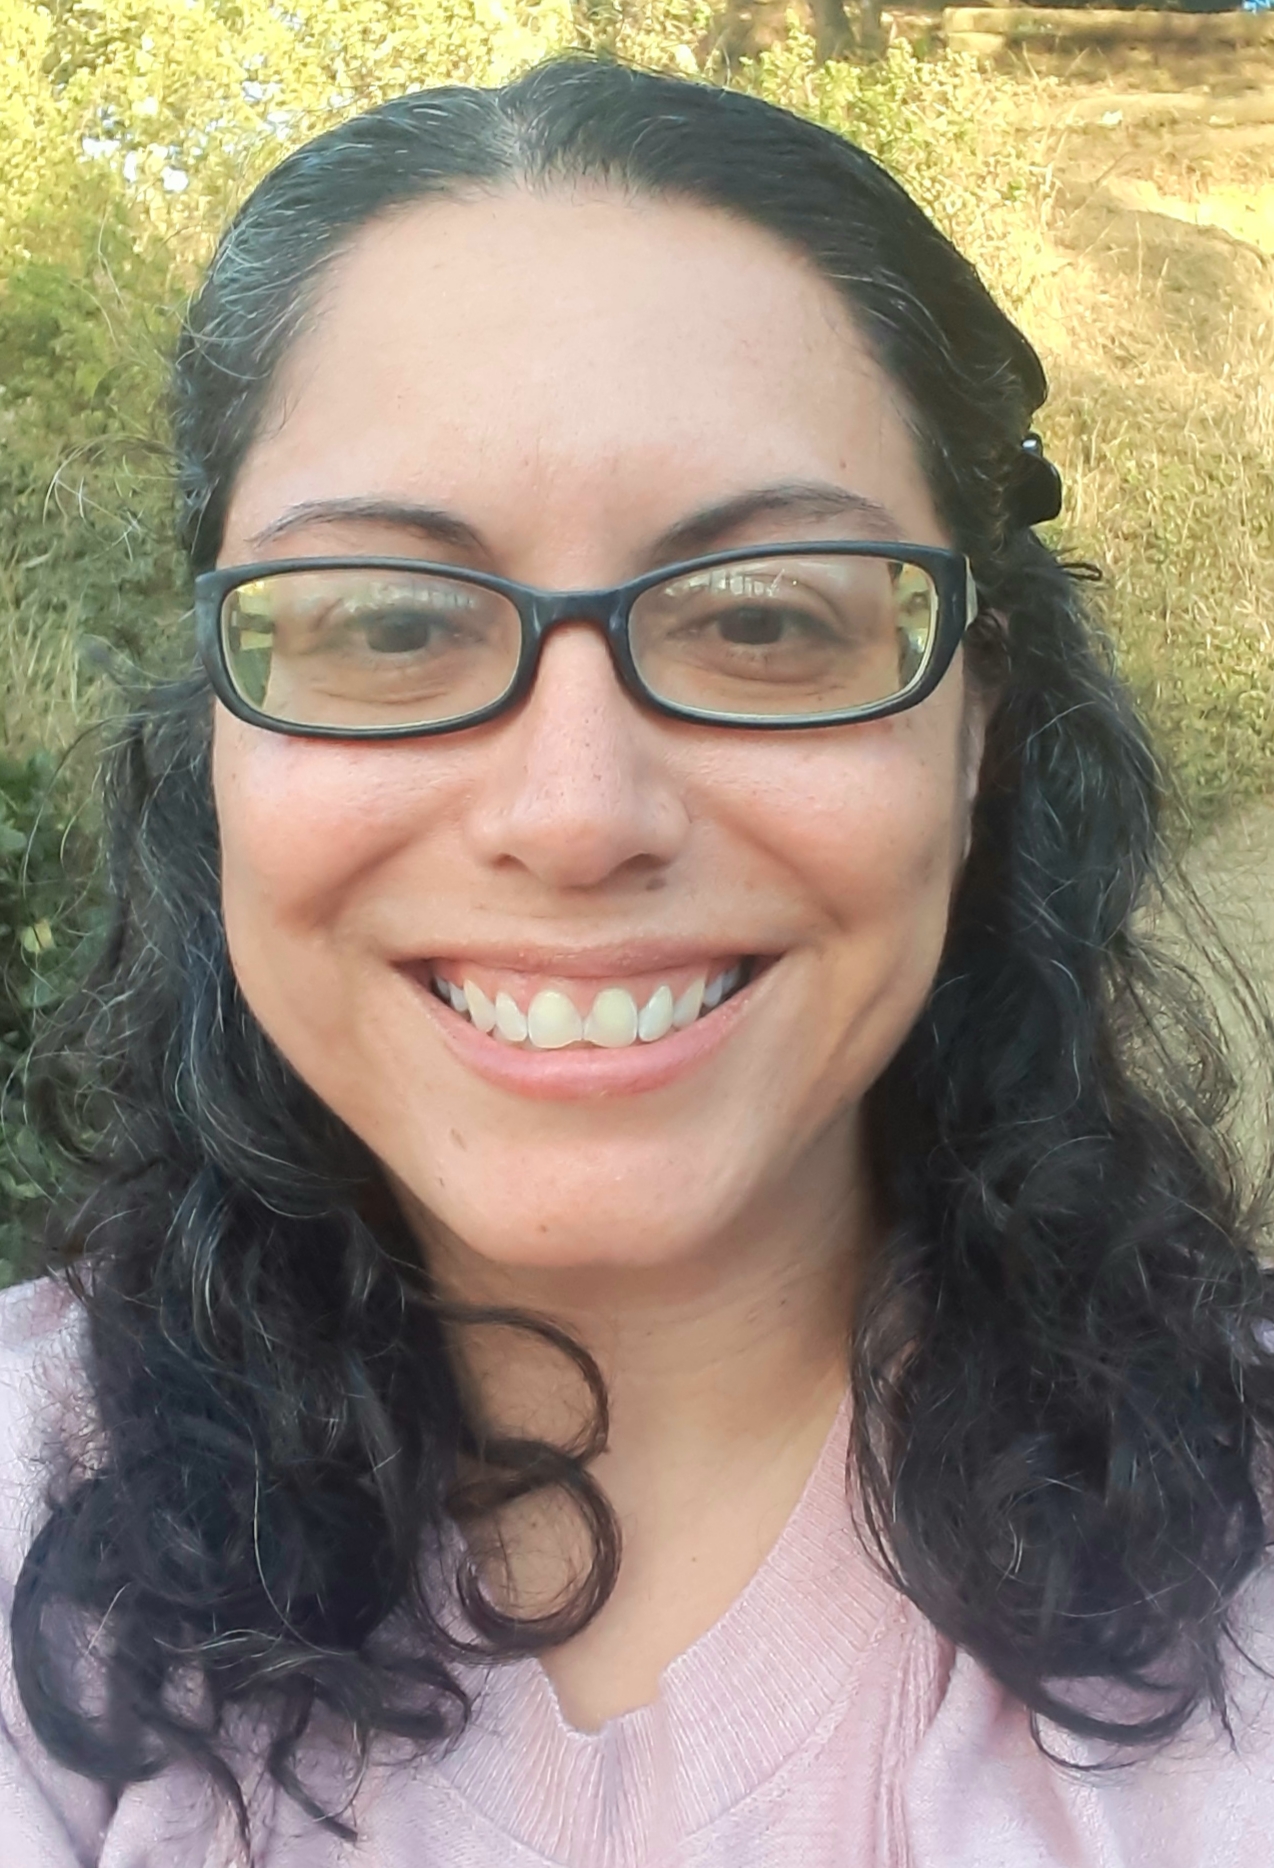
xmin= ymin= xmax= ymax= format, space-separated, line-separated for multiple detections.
xmin=361 ymin=608 xmax=447 ymax=654
xmin=715 ymin=606 xmax=793 ymax=647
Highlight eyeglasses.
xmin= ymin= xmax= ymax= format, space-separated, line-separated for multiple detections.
xmin=193 ymin=543 xmax=977 ymax=739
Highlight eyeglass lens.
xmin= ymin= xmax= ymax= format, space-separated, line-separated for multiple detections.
xmin=218 ymin=554 xmax=940 ymax=731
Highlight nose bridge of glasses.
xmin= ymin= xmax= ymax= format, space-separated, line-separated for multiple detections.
xmin=531 ymin=586 xmax=628 ymax=638
xmin=521 ymin=588 xmax=635 ymax=696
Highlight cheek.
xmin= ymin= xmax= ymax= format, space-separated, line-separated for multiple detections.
xmin=215 ymin=727 xmax=347 ymax=940
xmin=712 ymin=706 xmax=972 ymax=935
xmin=210 ymin=715 xmax=442 ymax=1015
xmin=751 ymin=712 xmax=973 ymax=1094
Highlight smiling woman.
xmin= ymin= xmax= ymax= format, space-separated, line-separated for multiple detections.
xmin=2 ymin=55 xmax=1274 ymax=1868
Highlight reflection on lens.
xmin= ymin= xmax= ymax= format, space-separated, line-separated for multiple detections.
xmin=220 ymin=568 xmax=523 ymax=729
xmin=630 ymin=552 xmax=938 ymax=718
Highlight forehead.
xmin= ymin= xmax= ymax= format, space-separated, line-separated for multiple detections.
xmin=223 ymin=186 xmax=940 ymax=565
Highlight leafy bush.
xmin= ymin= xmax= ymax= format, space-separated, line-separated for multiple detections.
xmin=0 ymin=750 xmax=97 ymax=1282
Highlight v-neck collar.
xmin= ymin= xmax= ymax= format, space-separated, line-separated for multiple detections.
xmin=433 ymin=1392 xmax=905 ymax=1863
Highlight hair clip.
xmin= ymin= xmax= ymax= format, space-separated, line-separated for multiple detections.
xmin=1010 ymin=432 xmax=1063 ymax=528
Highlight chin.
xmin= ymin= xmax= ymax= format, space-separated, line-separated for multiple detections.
xmin=398 ymin=1169 xmax=744 ymax=1279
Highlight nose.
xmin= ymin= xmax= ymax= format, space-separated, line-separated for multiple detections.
xmin=464 ymin=623 xmax=691 ymax=890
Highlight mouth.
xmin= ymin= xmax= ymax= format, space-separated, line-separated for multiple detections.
xmin=422 ymin=956 xmax=763 ymax=1052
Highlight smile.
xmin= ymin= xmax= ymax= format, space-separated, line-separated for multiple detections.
xmin=428 ymin=959 xmax=756 ymax=1051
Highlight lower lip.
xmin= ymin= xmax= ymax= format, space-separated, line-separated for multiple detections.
xmin=404 ymin=969 xmax=765 ymax=1101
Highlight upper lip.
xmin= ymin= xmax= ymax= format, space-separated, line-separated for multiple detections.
xmin=393 ymin=939 xmax=772 ymax=975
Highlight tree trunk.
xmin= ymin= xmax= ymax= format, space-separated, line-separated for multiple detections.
xmin=711 ymin=0 xmax=762 ymax=64
xmin=809 ymin=0 xmax=886 ymax=62
xmin=809 ymin=0 xmax=854 ymax=61
xmin=857 ymin=0 xmax=885 ymax=56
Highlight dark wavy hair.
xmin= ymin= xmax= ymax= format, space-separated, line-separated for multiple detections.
xmin=12 ymin=54 xmax=1274 ymax=1850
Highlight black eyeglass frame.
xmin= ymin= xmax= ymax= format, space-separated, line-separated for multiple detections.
xmin=193 ymin=540 xmax=978 ymax=739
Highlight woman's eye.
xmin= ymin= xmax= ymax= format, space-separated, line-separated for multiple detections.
xmin=708 ymin=603 xmax=833 ymax=648
xmin=357 ymin=607 xmax=450 ymax=654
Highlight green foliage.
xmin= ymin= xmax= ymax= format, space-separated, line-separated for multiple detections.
xmin=0 ymin=750 xmax=97 ymax=1283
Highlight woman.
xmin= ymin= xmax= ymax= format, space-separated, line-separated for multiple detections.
xmin=2 ymin=55 xmax=1272 ymax=1868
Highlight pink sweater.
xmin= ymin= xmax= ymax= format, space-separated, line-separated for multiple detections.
xmin=2 ymin=1277 xmax=1273 ymax=1867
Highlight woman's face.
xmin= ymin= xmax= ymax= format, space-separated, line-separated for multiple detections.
xmin=213 ymin=188 xmax=984 ymax=1275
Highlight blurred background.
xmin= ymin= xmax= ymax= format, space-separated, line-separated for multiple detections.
xmin=1 ymin=0 xmax=1271 ymax=1271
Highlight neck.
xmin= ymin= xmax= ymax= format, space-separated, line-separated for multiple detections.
xmin=402 ymin=1120 xmax=867 ymax=1725
xmin=419 ymin=1118 xmax=864 ymax=1478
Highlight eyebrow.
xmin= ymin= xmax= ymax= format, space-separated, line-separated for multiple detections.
xmin=246 ymin=482 xmax=910 ymax=566
xmin=650 ymin=484 xmax=907 ymax=559
xmin=249 ymin=498 xmax=484 ymax=554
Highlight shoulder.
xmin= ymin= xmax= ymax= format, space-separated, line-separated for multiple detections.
xmin=0 ymin=1275 xmax=90 ymax=1582
xmin=0 ymin=1272 xmax=87 ymax=1407
xmin=0 ymin=1271 xmax=81 ymax=1357
xmin=0 ymin=1277 xmax=119 ymax=1864
xmin=907 ymin=1576 xmax=1274 ymax=1868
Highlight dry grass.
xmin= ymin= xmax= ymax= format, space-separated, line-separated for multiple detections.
xmin=972 ymin=73 xmax=1274 ymax=829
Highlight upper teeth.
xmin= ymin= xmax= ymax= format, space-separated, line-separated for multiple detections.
xmin=435 ymin=967 xmax=744 ymax=1049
